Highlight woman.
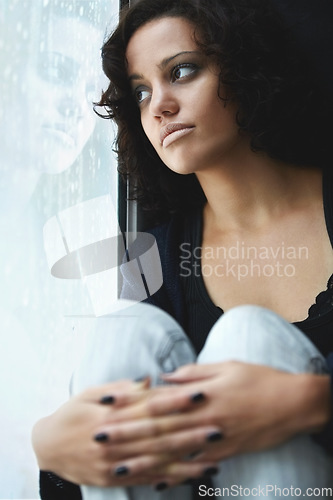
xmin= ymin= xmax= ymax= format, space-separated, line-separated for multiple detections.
xmin=32 ymin=0 xmax=333 ymax=498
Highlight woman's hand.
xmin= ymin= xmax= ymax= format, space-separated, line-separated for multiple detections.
xmin=32 ymin=378 xmax=156 ymax=487
xmin=92 ymin=362 xmax=331 ymax=487
xmin=158 ymin=362 xmax=331 ymax=455
xmin=32 ymin=362 xmax=331 ymax=489
xmin=32 ymin=377 xmax=219 ymax=487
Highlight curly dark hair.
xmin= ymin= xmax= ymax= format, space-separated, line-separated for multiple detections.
xmin=96 ymin=0 xmax=332 ymax=224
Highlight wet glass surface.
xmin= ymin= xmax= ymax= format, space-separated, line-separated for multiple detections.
xmin=0 ymin=1 xmax=119 ymax=496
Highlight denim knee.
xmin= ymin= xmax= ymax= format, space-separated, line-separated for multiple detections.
xmin=72 ymin=301 xmax=195 ymax=392
xmin=199 ymin=304 xmax=327 ymax=374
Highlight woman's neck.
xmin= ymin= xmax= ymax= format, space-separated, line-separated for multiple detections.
xmin=196 ymin=151 xmax=322 ymax=235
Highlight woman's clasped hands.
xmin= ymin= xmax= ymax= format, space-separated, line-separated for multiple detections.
xmin=32 ymin=361 xmax=330 ymax=489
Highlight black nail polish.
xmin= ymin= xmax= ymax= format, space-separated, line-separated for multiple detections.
xmin=206 ymin=431 xmax=224 ymax=442
xmin=203 ymin=466 xmax=219 ymax=477
xmin=100 ymin=395 xmax=116 ymax=405
xmin=94 ymin=433 xmax=109 ymax=443
xmin=114 ymin=466 xmax=129 ymax=476
xmin=155 ymin=482 xmax=168 ymax=491
xmin=190 ymin=392 xmax=206 ymax=403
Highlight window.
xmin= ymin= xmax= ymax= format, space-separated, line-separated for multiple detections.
xmin=0 ymin=1 xmax=119 ymax=496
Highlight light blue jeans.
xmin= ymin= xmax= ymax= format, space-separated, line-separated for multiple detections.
xmin=71 ymin=301 xmax=333 ymax=500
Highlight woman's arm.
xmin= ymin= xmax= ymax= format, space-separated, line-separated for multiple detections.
xmin=32 ymin=362 xmax=332 ymax=488
xmin=159 ymin=362 xmax=332 ymax=439
xmin=32 ymin=379 xmax=158 ymax=486
xmin=313 ymin=352 xmax=333 ymax=453
xmin=32 ymin=377 xmax=220 ymax=487
xmin=90 ymin=362 xmax=331 ymax=487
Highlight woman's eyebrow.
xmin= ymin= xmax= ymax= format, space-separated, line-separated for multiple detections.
xmin=128 ymin=50 xmax=200 ymax=82
xmin=157 ymin=50 xmax=200 ymax=69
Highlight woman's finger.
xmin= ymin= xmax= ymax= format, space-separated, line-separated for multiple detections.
xmin=94 ymin=396 xmax=217 ymax=443
xmin=111 ymin=382 xmax=209 ymax=421
xmin=110 ymin=454 xmax=219 ymax=482
xmin=161 ymin=363 xmax=225 ymax=383
xmin=93 ymin=425 xmax=224 ymax=459
xmin=78 ymin=377 xmax=151 ymax=408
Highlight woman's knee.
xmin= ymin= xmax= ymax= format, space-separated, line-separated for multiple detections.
xmin=198 ymin=305 xmax=327 ymax=374
xmin=72 ymin=301 xmax=195 ymax=392
xmin=128 ymin=302 xmax=196 ymax=372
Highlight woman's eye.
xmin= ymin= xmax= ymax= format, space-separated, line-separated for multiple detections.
xmin=37 ymin=52 xmax=75 ymax=85
xmin=135 ymin=88 xmax=151 ymax=104
xmin=172 ymin=64 xmax=197 ymax=82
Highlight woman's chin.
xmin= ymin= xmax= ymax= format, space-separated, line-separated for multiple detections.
xmin=35 ymin=150 xmax=83 ymax=175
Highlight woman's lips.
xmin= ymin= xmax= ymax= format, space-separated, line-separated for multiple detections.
xmin=42 ymin=125 xmax=77 ymax=149
xmin=160 ymin=123 xmax=195 ymax=148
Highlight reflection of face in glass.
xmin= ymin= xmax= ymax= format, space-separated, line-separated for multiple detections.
xmin=30 ymin=15 xmax=102 ymax=174
xmin=3 ymin=15 xmax=102 ymax=176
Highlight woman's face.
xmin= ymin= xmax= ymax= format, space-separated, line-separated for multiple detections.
xmin=2 ymin=15 xmax=102 ymax=175
xmin=126 ymin=17 xmax=246 ymax=176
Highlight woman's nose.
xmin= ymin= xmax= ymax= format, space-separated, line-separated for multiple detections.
xmin=57 ymin=84 xmax=88 ymax=120
xmin=149 ymin=85 xmax=179 ymax=118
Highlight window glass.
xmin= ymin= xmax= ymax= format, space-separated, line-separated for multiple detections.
xmin=0 ymin=0 xmax=119 ymax=496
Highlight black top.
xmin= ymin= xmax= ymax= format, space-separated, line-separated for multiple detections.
xmin=180 ymin=172 xmax=333 ymax=356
